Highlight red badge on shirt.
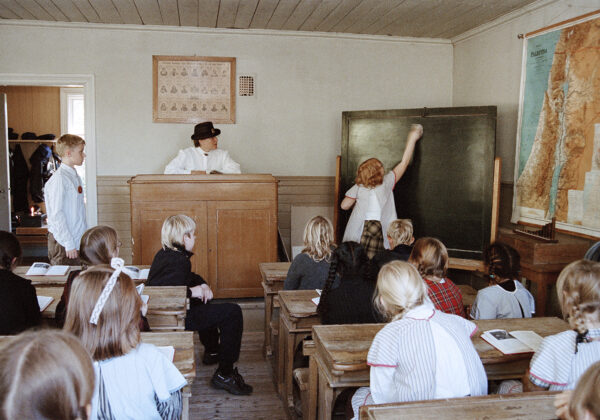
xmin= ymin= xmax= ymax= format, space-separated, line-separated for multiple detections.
xmin=78 ymin=186 xmax=83 ymax=194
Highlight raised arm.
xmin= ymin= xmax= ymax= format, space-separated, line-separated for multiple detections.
xmin=392 ymin=124 xmax=423 ymax=183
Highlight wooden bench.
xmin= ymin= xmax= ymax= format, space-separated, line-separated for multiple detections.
xmin=0 ymin=331 xmax=196 ymax=420
xmin=260 ymin=262 xmax=290 ymax=357
xmin=358 ymin=391 xmax=561 ymax=419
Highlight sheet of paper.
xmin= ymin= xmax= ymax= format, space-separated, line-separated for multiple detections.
xmin=510 ymin=330 xmax=544 ymax=352
xmin=312 ymin=296 xmax=320 ymax=305
xmin=481 ymin=329 xmax=534 ymax=354
xmin=141 ymin=295 xmax=149 ymax=304
xmin=37 ymin=295 xmax=53 ymax=312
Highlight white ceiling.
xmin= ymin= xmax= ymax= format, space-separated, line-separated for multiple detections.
xmin=0 ymin=0 xmax=539 ymax=38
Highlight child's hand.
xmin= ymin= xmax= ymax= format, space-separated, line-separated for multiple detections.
xmin=554 ymin=390 xmax=573 ymax=420
xmin=408 ymin=124 xmax=423 ymax=142
xmin=190 ymin=284 xmax=213 ymax=303
xmin=66 ymin=249 xmax=79 ymax=259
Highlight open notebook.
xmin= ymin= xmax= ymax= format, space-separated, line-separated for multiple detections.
xmin=26 ymin=263 xmax=69 ymax=276
xmin=481 ymin=329 xmax=544 ymax=355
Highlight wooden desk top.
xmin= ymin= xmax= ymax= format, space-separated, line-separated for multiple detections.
xmin=36 ymin=286 xmax=63 ymax=318
xmin=313 ymin=317 xmax=569 ymax=372
xmin=260 ymin=262 xmax=291 ymax=284
xmin=278 ymin=289 xmax=319 ymax=318
xmin=15 ymin=265 xmax=80 ymax=285
xmin=144 ymin=286 xmax=187 ymax=311
xmin=448 ymin=258 xmax=484 ymax=272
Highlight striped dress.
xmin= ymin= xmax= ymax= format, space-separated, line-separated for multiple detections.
xmin=351 ymin=304 xmax=487 ymax=418
xmin=529 ymin=328 xmax=600 ymax=390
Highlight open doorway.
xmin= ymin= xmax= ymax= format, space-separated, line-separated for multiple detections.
xmin=0 ymin=74 xmax=97 ymax=261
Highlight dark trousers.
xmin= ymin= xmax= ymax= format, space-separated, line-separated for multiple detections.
xmin=185 ymin=300 xmax=243 ymax=368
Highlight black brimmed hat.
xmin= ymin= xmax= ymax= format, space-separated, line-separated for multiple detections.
xmin=191 ymin=122 xmax=221 ymax=141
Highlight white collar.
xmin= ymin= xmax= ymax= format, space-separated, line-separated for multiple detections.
xmin=405 ymin=303 xmax=435 ymax=320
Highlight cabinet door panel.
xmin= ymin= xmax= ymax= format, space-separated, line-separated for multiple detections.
xmin=131 ymin=203 xmax=208 ymax=279
xmin=208 ymin=201 xmax=277 ymax=297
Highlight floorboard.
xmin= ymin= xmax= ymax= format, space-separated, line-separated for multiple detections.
xmin=190 ymin=331 xmax=289 ymax=420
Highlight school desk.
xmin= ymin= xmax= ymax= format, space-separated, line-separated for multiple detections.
xmin=34 ymin=284 xmax=187 ymax=331
xmin=277 ymin=289 xmax=320 ymax=408
xmin=277 ymin=286 xmax=478 ymax=414
xmin=260 ymin=261 xmax=291 ymax=356
xmin=309 ymin=317 xmax=569 ymax=420
xmin=359 ymin=391 xmax=561 ymax=420
xmin=15 ymin=265 xmax=150 ymax=286
xmin=262 ymin=259 xmax=479 ymax=359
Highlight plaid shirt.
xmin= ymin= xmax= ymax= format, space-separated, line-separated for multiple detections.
xmin=425 ymin=277 xmax=466 ymax=318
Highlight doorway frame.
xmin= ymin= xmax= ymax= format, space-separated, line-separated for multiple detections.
xmin=0 ymin=73 xmax=97 ymax=226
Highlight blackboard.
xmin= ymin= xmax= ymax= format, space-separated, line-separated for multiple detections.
xmin=340 ymin=106 xmax=497 ymax=259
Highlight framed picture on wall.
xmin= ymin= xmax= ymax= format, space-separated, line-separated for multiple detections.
xmin=153 ymin=55 xmax=236 ymax=124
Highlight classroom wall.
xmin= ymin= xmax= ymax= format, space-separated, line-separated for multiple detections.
xmin=452 ymin=0 xmax=599 ymax=183
xmin=0 ymin=22 xmax=453 ymax=177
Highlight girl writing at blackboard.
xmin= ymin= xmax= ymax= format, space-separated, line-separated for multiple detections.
xmin=341 ymin=124 xmax=423 ymax=258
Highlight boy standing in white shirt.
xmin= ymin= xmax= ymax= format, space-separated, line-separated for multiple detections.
xmin=44 ymin=134 xmax=87 ymax=265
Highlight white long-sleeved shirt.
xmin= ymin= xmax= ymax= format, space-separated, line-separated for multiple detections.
xmin=44 ymin=164 xmax=87 ymax=251
xmin=164 ymin=147 xmax=241 ymax=174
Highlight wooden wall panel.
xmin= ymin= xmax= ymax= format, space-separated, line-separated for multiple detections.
xmin=96 ymin=175 xmax=336 ymax=264
xmin=0 ymin=86 xmax=60 ymax=137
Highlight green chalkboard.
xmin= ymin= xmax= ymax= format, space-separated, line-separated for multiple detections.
xmin=340 ymin=106 xmax=496 ymax=259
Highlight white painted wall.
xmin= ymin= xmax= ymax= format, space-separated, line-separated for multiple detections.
xmin=0 ymin=22 xmax=452 ymax=176
xmin=452 ymin=0 xmax=599 ymax=182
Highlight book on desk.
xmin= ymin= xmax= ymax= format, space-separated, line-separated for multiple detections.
xmin=481 ymin=329 xmax=543 ymax=355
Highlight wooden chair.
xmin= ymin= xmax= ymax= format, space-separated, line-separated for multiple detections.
xmin=358 ymin=391 xmax=561 ymax=420
xmin=143 ymin=286 xmax=188 ymax=331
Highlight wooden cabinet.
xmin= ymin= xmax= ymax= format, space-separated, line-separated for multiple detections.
xmin=129 ymin=174 xmax=278 ymax=298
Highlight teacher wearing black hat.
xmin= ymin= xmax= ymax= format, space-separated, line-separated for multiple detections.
xmin=164 ymin=122 xmax=241 ymax=174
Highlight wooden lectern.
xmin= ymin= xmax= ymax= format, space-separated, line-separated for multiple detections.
xmin=129 ymin=174 xmax=278 ymax=298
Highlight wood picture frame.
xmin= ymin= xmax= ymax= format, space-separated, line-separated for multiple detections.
xmin=153 ymin=55 xmax=236 ymax=124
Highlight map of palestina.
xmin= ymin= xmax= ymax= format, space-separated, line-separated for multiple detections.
xmin=514 ymin=15 xmax=600 ymax=237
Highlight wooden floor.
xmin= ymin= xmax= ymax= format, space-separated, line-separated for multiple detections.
xmin=190 ymin=331 xmax=288 ymax=420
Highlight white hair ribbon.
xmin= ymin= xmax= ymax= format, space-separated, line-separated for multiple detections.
xmin=89 ymin=257 xmax=125 ymax=325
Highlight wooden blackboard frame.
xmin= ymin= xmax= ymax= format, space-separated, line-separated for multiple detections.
xmin=339 ymin=106 xmax=497 ymax=259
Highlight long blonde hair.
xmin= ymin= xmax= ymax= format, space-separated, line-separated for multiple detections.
xmin=64 ymin=265 xmax=141 ymax=361
xmin=556 ymin=259 xmax=600 ymax=335
xmin=374 ymin=260 xmax=427 ymax=321
xmin=0 ymin=330 xmax=94 ymax=420
xmin=302 ymin=216 xmax=334 ymax=262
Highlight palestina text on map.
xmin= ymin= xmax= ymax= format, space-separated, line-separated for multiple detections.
xmin=514 ymin=14 xmax=600 ymax=237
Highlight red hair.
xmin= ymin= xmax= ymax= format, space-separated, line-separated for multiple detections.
xmin=355 ymin=158 xmax=384 ymax=188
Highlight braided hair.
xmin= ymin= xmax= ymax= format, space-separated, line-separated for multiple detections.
xmin=556 ymin=260 xmax=600 ymax=352
xmin=0 ymin=231 xmax=22 ymax=270
xmin=483 ymin=242 xmax=520 ymax=284
xmin=317 ymin=242 xmax=368 ymax=319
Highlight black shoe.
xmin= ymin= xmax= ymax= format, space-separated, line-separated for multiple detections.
xmin=211 ymin=368 xmax=253 ymax=395
xmin=202 ymin=352 xmax=219 ymax=365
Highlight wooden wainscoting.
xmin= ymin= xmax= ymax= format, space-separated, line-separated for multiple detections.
xmin=96 ymin=175 xmax=336 ymax=264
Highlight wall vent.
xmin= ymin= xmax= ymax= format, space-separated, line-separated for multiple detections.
xmin=238 ymin=75 xmax=255 ymax=96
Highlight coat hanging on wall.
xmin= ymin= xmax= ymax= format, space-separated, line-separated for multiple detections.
xmin=9 ymin=144 xmax=29 ymax=212
xmin=29 ymin=144 xmax=60 ymax=203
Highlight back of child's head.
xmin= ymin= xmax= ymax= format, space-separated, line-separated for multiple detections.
xmin=317 ymin=242 xmax=368 ymax=319
xmin=387 ymin=219 xmax=413 ymax=246
xmin=408 ymin=237 xmax=448 ymax=278
xmin=355 ymin=158 xmax=384 ymax=188
xmin=569 ymin=360 xmax=600 ymax=420
xmin=0 ymin=329 xmax=94 ymax=420
xmin=374 ymin=260 xmax=427 ymax=321
xmin=483 ymin=242 xmax=520 ymax=283
xmin=302 ymin=216 xmax=334 ymax=262
xmin=556 ymin=259 xmax=600 ymax=334
xmin=161 ymin=214 xmax=196 ymax=250
xmin=56 ymin=134 xmax=85 ymax=158
xmin=0 ymin=231 xmax=21 ymax=270
xmin=79 ymin=225 xmax=119 ymax=266
xmin=64 ymin=264 xmax=141 ymax=361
